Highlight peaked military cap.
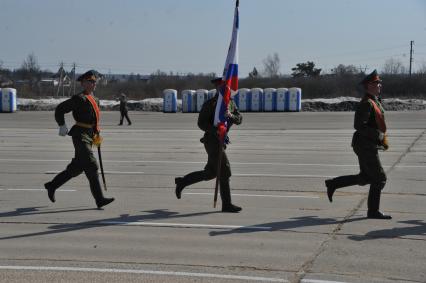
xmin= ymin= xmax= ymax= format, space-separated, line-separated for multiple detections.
xmin=211 ymin=77 xmax=224 ymax=85
xmin=77 ymin=70 xmax=101 ymax=82
xmin=361 ymin=69 xmax=382 ymax=85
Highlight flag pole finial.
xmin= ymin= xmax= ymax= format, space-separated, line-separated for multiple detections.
xmin=236 ymin=0 xmax=239 ymax=7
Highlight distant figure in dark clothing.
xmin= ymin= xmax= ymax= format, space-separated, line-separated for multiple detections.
xmin=118 ymin=93 xmax=132 ymax=125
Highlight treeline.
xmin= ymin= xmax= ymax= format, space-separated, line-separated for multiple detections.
xmin=2 ymin=53 xmax=426 ymax=99
xmin=5 ymin=72 xmax=426 ymax=100
xmin=89 ymin=72 xmax=426 ymax=100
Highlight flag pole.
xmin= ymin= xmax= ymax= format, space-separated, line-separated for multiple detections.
xmin=97 ymin=145 xmax=107 ymax=191
xmin=213 ymin=144 xmax=223 ymax=208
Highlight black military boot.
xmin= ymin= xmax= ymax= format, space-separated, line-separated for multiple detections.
xmin=44 ymin=170 xmax=74 ymax=203
xmin=367 ymin=185 xmax=391 ymax=219
xmin=325 ymin=179 xmax=336 ymax=202
xmin=367 ymin=211 xmax=392 ymax=219
xmin=175 ymin=177 xmax=185 ymax=199
xmin=85 ymin=170 xmax=115 ymax=209
xmin=175 ymin=171 xmax=205 ymax=199
xmin=96 ymin=197 xmax=115 ymax=209
xmin=220 ymin=178 xmax=241 ymax=213
xmin=325 ymin=175 xmax=360 ymax=202
xmin=44 ymin=182 xmax=56 ymax=203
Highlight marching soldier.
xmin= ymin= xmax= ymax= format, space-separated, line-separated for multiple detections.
xmin=325 ymin=70 xmax=391 ymax=219
xmin=175 ymin=78 xmax=243 ymax=212
xmin=117 ymin=93 xmax=132 ymax=125
xmin=44 ymin=70 xmax=115 ymax=209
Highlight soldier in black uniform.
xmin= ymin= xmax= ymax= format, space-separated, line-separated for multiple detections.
xmin=44 ymin=70 xmax=115 ymax=209
xmin=118 ymin=93 xmax=131 ymax=125
xmin=175 ymin=78 xmax=243 ymax=212
xmin=325 ymin=70 xmax=391 ymax=219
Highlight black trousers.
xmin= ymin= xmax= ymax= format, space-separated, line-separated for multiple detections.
xmin=179 ymin=141 xmax=233 ymax=205
xmin=119 ymin=110 xmax=131 ymax=125
xmin=46 ymin=135 xmax=105 ymax=202
xmin=328 ymin=145 xmax=387 ymax=212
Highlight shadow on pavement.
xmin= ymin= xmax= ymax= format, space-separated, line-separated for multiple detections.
xmin=0 ymin=207 xmax=219 ymax=240
xmin=0 ymin=206 xmax=95 ymax=217
xmin=209 ymin=215 xmax=366 ymax=236
xmin=348 ymin=220 xmax=426 ymax=241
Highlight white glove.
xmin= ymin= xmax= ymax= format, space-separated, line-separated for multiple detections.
xmin=58 ymin=124 xmax=68 ymax=136
xmin=378 ymin=131 xmax=385 ymax=142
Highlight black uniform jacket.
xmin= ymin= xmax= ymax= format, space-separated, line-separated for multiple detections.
xmin=352 ymin=93 xmax=385 ymax=150
xmin=55 ymin=92 xmax=99 ymax=138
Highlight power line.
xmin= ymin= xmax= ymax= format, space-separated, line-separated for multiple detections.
xmin=409 ymin=40 xmax=414 ymax=76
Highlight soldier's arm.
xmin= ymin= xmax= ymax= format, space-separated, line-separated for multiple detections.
xmin=54 ymin=97 xmax=76 ymax=126
xmin=229 ymin=104 xmax=242 ymax=125
xmin=354 ymin=101 xmax=381 ymax=142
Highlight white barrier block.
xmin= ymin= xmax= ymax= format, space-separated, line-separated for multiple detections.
xmin=163 ymin=89 xmax=178 ymax=113
xmin=263 ymin=88 xmax=277 ymax=112
xmin=234 ymin=88 xmax=250 ymax=111
xmin=288 ymin=87 xmax=302 ymax=112
xmin=0 ymin=88 xmax=17 ymax=113
xmin=195 ymin=89 xmax=208 ymax=112
xmin=250 ymin=88 xmax=263 ymax=112
xmin=181 ymin=90 xmax=196 ymax=113
xmin=276 ymin=88 xmax=289 ymax=112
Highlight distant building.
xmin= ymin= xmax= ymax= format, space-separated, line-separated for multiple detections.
xmin=38 ymin=79 xmax=59 ymax=87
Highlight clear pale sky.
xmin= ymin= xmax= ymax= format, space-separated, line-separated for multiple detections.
xmin=1 ymin=0 xmax=425 ymax=76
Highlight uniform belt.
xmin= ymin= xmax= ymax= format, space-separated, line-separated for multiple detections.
xmin=75 ymin=122 xmax=94 ymax=129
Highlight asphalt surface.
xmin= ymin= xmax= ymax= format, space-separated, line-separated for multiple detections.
xmin=0 ymin=111 xmax=425 ymax=283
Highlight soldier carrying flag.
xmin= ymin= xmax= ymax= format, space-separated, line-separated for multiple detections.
xmin=174 ymin=0 xmax=243 ymax=212
xmin=44 ymin=70 xmax=115 ymax=209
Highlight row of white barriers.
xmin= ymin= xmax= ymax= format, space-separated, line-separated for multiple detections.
xmin=163 ymin=87 xmax=302 ymax=113
xmin=0 ymin=88 xmax=17 ymax=113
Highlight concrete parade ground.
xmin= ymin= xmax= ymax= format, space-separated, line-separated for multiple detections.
xmin=0 ymin=111 xmax=425 ymax=283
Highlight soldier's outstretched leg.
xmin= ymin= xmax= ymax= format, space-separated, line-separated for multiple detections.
xmin=85 ymin=169 xmax=114 ymax=209
xmin=125 ymin=112 xmax=132 ymax=125
xmin=118 ymin=112 xmax=124 ymax=125
xmin=220 ymin=178 xmax=241 ymax=213
xmin=367 ymin=183 xmax=391 ymax=219
xmin=175 ymin=170 xmax=206 ymax=199
xmin=325 ymin=174 xmax=360 ymax=202
xmin=44 ymin=162 xmax=83 ymax=203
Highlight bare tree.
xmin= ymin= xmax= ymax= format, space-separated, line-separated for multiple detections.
xmin=22 ymin=53 xmax=40 ymax=73
xmin=383 ymin=58 xmax=406 ymax=74
xmin=18 ymin=52 xmax=41 ymax=81
xmin=262 ymin=53 xmax=280 ymax=78
xmin=332 ymin=64 xmax=359 ymax=76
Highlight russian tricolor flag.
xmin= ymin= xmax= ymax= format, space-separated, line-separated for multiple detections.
xmin=214 ymin=0 xmax=239 ymax=144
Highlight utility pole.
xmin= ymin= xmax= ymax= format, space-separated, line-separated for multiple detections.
xmin=409 ymin=40 xmax=414 ymax=77
xmin=72 ymin=63 xmax=76 ymax=96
